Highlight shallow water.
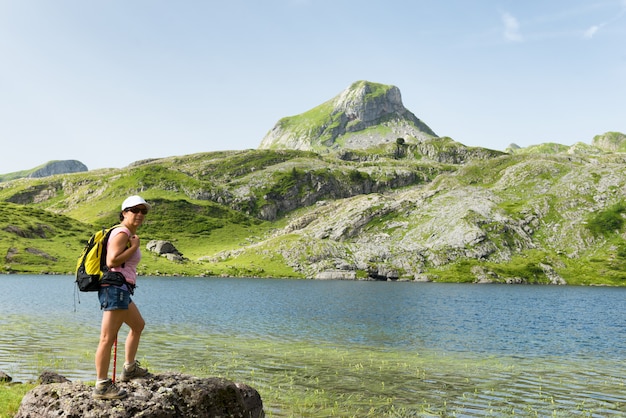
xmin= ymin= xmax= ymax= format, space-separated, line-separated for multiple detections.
xmin=1 ymin=275 xmax=625 ymax=416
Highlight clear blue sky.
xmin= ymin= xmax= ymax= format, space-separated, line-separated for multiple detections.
xmin=1 ymin=0 xmax=624 ymax=173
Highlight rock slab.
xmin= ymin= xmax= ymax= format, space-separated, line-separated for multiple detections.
xmin=15 ymin=372 xmax=264 ymax=418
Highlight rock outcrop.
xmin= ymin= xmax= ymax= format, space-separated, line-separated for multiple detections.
xmin=592 ymin=131 xmax=626 ymax=152
xmin=0 ymin=159 xmax=88 ymax=182
xmin=0 ymin=370 xmax=12 ymax=382
xmin=15 ymin=372 xmax=264 ymax=418
xmin=28 ymin=160 xmax=88 ymax=178
xmin=314 ymin=269 xmax=357 ymax=280
xmin=259 ymin=80 xmax=437 ymax=151
xmin=146 ymin=240 xmax=185 ymax=262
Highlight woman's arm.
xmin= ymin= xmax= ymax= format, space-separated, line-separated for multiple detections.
xmin=106 ymin=230 xmax=140 ymax=268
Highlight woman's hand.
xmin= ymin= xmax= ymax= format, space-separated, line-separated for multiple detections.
xmin=107 ymin=231 xmax=138 ymax=268
xmin=128 ymin=234 xmax=140 ymax=250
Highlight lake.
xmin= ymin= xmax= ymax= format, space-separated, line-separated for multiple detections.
xmin=1 ymin=275 xmax=626 ymax=416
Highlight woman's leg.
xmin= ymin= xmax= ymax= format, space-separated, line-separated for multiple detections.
xmin=123 ymin=301 xmax=145 ymax=364
xmin=95 ymin=310 xmax=125 ymax=381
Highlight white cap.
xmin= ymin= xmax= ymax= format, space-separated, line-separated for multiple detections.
xmin=121 ymin=195 xmax=151 ymax=211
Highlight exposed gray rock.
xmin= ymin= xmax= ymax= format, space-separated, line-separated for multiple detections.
xmin=28 ymin=160 xmax=88 ymax=178
xmin=592 ymin=131 xmax=626 ymax=152
xmin=5 ymin=184 xmax=62 ymax=204
xmin=147 ymin=240 xmax=181 ymax=255
xmin=38 ymin=371 xmax=70 ymax=384
xmin=471 ymin=266 xmax=498 ymax=284
xmin=146 ymin=240 xmax=184 ymax=262
xmin=504 ymin=277 xmax=527 ymax=284
xmin=315 ymin=270 xmax=356 ymax=280
xmin=368 ymin=265 xmax=399 ymax=281
xmin=539 ymin=263 xmax=567 ymax=285
xmin=15 ymin=372 xmax=264 ymax=418
xmin=3 ymin=224 xmax=53 ymax=239
xmin=0 ymin=370 xmax=12 ymax=382
xmin=163 ymin=253 xmax=184 ymax=262
xmin=266 ymin=167 xmax=585 ymax=282
xmin=259 ymin=80 xmax=437 ymax=151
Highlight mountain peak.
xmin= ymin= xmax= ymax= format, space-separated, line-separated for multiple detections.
xmin=0 ymin=160 xmax=88 ymax=182
xmin=28 ymin=160 xmax=88 ymax=178
xmin=259 ymin=80 xmax=437 ymax=151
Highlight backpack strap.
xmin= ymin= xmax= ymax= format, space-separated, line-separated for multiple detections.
xmin=101 ymin=224 xmax=126 ymax=271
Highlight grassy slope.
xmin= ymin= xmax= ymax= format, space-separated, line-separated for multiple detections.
xmin=423 ymin=154 xmax=626 ymax=286
xmin=0 ymin=147 xmax=625 ymax=284
xmin=0 ymin=150 xmax=322 ymax=277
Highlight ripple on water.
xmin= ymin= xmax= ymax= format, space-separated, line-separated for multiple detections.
xmin=3 ymin=276 xmax=626 ymax=416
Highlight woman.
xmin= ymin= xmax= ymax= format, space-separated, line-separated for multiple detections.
xmin=93 ymin=195 xmax=151 ymax=400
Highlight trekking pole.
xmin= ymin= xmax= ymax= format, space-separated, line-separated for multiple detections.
xmin=112 ymin=336 xmax=118 ymax=383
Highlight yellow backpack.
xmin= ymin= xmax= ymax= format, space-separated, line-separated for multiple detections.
xmin=75 ymin=225 xmax=120 ymax=292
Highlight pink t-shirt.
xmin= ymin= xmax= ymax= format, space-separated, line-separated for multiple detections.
xmin=107 ymin=226 xmax=141 ymax=285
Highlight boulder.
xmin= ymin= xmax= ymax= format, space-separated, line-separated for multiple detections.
xmin=38 ymin=370 xmax=70 ymax=384
xmin=146 ymin=240 xmax=185 ymax=262
xmin=0 ymin=370 xmax=12 ymax=382
xmin=15 ymin=372 xmax=264 ymax=418
xmin=146 ymin=240 xmax=181 ymax=255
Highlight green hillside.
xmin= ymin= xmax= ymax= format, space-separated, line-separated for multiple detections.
xmin=1 ymin=136 xmax=626 ymax=285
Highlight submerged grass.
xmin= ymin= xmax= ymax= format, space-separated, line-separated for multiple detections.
xmin=3 ymin=326 xmax=626 ymax=417
xmin=139 ymin=331 xmax=626 ymax=417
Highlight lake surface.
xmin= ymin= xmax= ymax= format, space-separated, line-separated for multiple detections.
xmin=2 ymin=275 xmax=626 ymax=416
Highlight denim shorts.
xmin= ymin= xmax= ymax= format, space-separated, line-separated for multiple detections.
xmin=98 ymin=285 xmax=131 ymax=311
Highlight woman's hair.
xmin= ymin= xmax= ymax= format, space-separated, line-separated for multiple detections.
xmin=119 ymin=211 xmax=125 ymax=222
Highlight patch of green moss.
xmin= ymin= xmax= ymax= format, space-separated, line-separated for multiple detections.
xmin=585 ymin=201 xmax=626 ymax=237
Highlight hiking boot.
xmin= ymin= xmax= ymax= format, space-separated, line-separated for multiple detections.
xmin=93 ymin=379 xmax=127 ymax=400
xmin=120 ymin=360 xmax=149 ymax=381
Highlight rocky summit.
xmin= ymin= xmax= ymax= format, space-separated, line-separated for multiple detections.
xmin=15 ymin=372 xmax=264 ymax=418
xmin=259 ymin=80 xmax=437 ymax=151
xmin=28 ymin=160 xmax=88 ymax=178
xmin=0 ymin=159 xmax=88 ymax=182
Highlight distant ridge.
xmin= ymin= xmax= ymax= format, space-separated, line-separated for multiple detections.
xmin=0 ymin=160 xmax=87 ymax=182
xmin=506 ymin=131 xmax=626 ymax=156
xmin=259 ymin=80 xmax=437 ymax=152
